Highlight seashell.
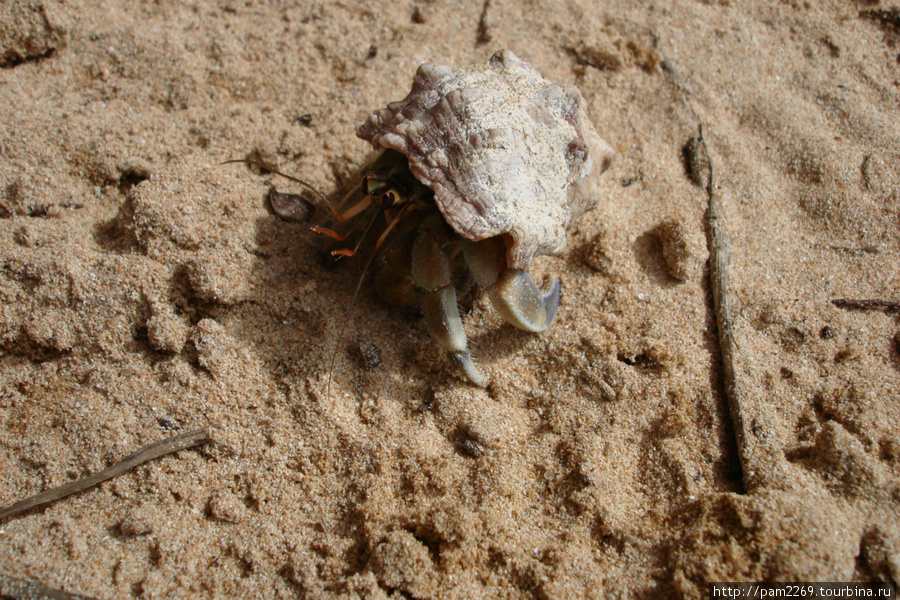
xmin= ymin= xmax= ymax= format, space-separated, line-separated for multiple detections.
xmin=357 ymin=49 xmax=614 ymax=270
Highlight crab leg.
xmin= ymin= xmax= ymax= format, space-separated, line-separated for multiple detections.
xmin=412 ymin=230 xmax=485 ymax=386
xmin=309 ymin=191 xmax=377 ymax=239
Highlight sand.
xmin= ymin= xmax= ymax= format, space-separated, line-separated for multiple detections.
xmin=0 ymin=0 xmax=898 ymax=598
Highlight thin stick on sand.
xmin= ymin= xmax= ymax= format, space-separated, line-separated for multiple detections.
xmin=657 ymin=43 xmax=752 ymax=488
xmin=696 ymin=126 xmax=752 ymax=486
xmin=0 ymin=573 xmax=100 ymax=600
xmin=0 ymin=428 xmax=212 ymax=522
xmin=831 ymin=298 xmax=900 ymax=312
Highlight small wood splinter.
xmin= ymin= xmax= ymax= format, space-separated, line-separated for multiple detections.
xmin=0 ymin=428 xmax=212 ymax=522
xmin=831 ymin=298 xmax=900 ymax=312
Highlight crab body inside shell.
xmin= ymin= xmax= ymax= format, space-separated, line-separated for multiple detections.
xmin=322 ymin=50 xmax=613 ymax=385
xmin=320 ymin=149 xmax=561 ymax=386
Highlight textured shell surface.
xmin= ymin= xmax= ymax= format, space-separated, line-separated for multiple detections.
xmin=358 ymin=49 xmax=614 ymax=269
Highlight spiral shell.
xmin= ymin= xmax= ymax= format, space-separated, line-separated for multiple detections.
xmin=358 ymin=49 xmax=614 ymax=270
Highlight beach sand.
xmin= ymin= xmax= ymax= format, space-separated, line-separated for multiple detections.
xmin=0 ymin=0 xmax=898 ymax=597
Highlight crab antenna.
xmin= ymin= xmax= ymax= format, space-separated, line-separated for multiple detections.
xmin=323 ymin=217 xmax=382 ymax=402
xmin=222 ymin=158 xmax=340 ymax=215
xmin=347 ymin=201 xmax=384 ymax=257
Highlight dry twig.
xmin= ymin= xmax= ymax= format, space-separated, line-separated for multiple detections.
xmin=0 ymin=428 xmax=212 ymax=522
xmin=831 ymin=298 xmax=900 ymax=312
xmin=0 ymin=574 xmax=99 ymax=600
xmin=657 ymin=39 xmax=751 ymax=487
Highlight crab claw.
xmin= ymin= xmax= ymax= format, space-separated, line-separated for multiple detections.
xmin=461 ymin=237 xmax=561 ymax=333
xmin=488 ymin=269 xmax=560 ymax=333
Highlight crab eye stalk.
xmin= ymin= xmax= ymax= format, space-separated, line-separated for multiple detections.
xmin=363 ymin=174 xmax=388 ymax=196
xmin=381 ymin=189 xmax=403 ymax=208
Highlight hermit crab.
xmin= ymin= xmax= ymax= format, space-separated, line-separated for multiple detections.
xmin=297 ymin=50 xmax=613 ymax=386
